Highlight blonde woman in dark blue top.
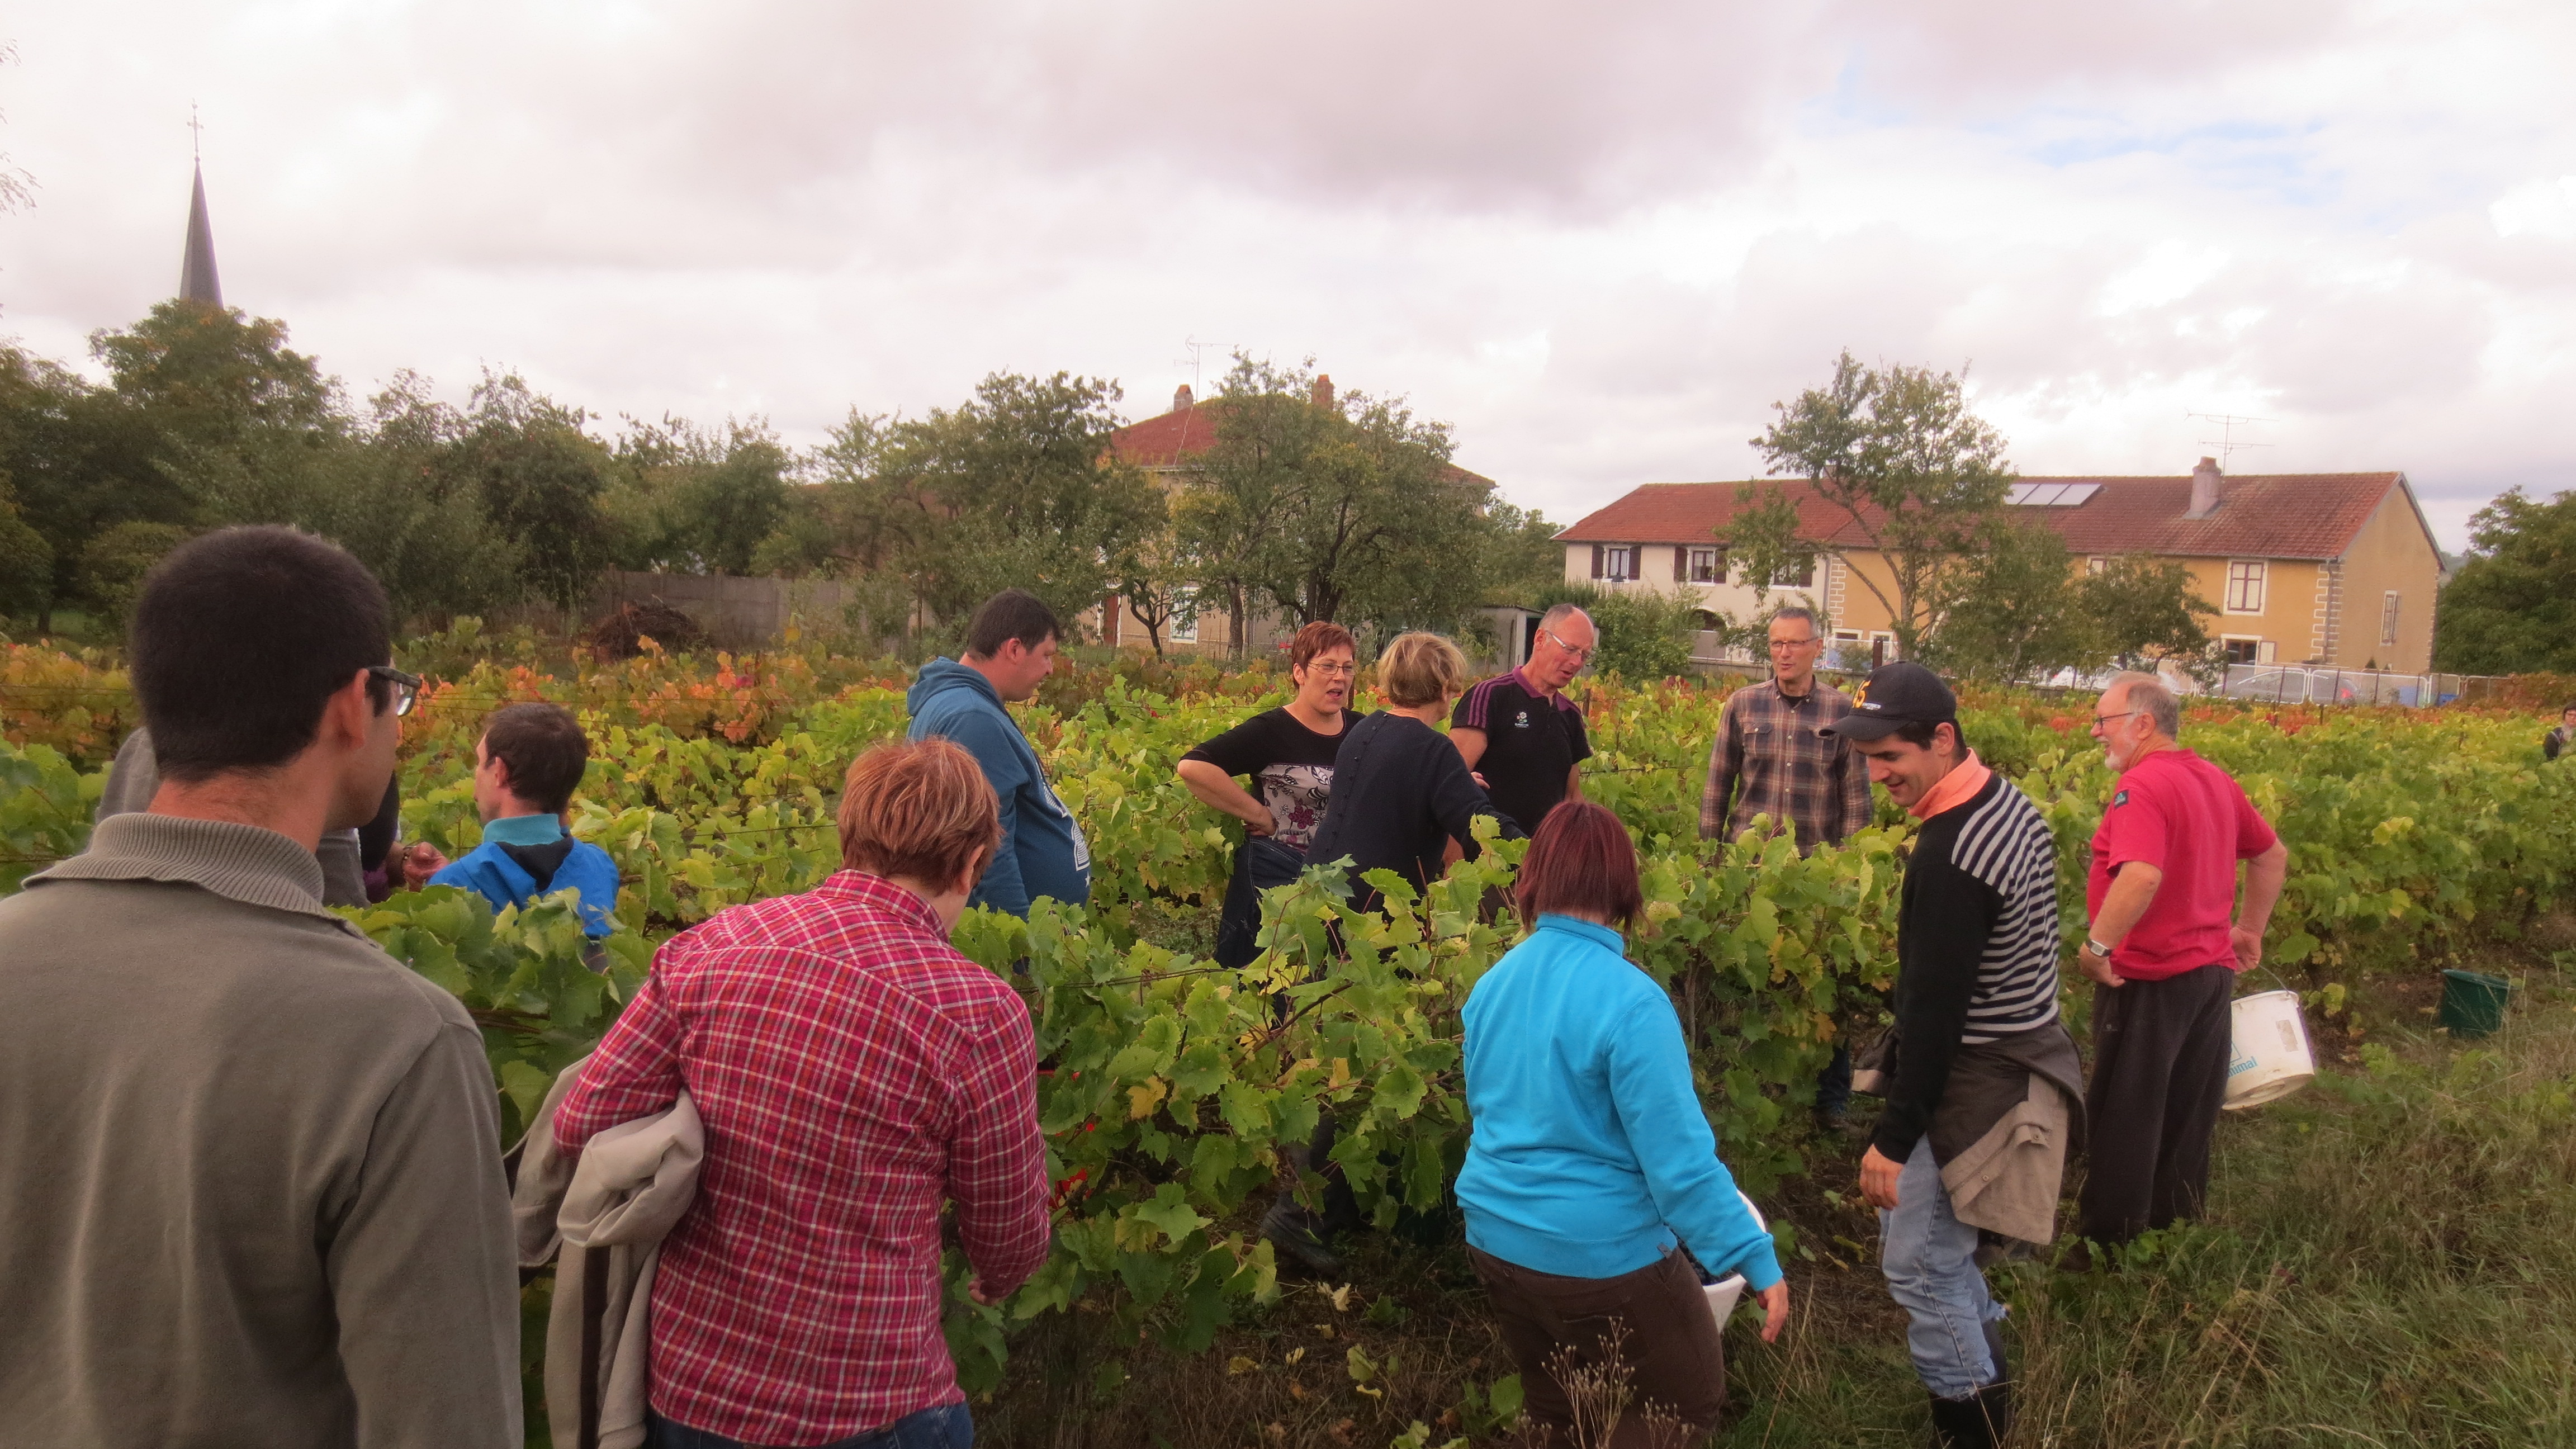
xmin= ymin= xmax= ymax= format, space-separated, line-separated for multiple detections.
xmin=1459 ymin=802 xmax=1787 ymax=1446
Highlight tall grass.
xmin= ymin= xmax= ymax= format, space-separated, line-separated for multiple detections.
xmin=1713 ymin=982 xmax=2576 ymax=1448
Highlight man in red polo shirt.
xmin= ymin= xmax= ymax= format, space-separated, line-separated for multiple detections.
xmin=2075 ymin=673 xmax=2289 ymax=1248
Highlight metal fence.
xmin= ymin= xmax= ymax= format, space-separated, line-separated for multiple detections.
xmin=2211 ymin=664 xmax=2502 ymax=708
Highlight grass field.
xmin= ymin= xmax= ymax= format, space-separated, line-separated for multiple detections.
xmin=974 ymin=948 xmax=2576 ymax=1449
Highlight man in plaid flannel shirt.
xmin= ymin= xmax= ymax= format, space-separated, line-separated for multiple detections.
xmin=557 ymin=739 xmax=1050 ymax=1449
xmin=1701 ymin=607 xmax=1876 ymax=1129
xmin=1701 ymin=608 xmax=1873 ymax=853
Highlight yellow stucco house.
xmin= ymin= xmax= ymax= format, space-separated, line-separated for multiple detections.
xmin=1556 ymin=460 xmax=2446 ymax=673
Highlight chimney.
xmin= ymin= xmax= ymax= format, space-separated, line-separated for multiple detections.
xmin=1310 ymin=373 xmax=1336 ymax=413
xmin=1172 ymin=383 xmax=1194 ymax=412
xmin=2185 ymin=456 xmax=2223 ymax=519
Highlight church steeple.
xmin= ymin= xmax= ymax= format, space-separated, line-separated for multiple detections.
xmin=179 ymin=116 xmax=222 ymax=306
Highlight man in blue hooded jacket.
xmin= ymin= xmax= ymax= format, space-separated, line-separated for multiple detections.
xmin=429 ymin=703 xmax=621 ymax=937
xmin=906 ymin=589 xmax=1090 ymax=917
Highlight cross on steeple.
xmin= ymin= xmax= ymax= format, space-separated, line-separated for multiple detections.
xmin=188 ymin=102 xmax=204 ymax=160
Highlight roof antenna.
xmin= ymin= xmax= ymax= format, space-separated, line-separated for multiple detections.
xmin=1171 ymin=335 xmax=1236 ymax=397
xmin=2186 ymin=412 xmax=2274 ymax=470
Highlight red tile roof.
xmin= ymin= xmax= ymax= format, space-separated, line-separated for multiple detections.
xmin=1558 ymin=473 xmax=2416 ymax=562
xmin=1107 ymin=402 xmax=1497 ymax=488
xmin=1109 ymin=404 xmax=1223 ymax=469
xmin=1554 ymin=481 xmax=1852 ymax=545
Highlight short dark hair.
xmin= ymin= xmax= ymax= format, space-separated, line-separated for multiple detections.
xmin=965 ymin=589 xmax=1062 ymax=659
xmin=481 ymin=703 xmax=590 ymax=814
xmin=1890 ymin=718 xmax=1968 ymax=755
xmin=1514 ymin=801 xmax=1644 ymax=934
xmin=130 ymin=525 xmax=392 ymax=783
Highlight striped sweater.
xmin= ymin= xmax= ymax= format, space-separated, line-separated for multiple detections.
xmin=1871 ymin=770 xmax=2064 ymax=1163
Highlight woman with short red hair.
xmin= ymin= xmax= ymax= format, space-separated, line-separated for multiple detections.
xmin=556 ymin=738 xmax=1050 ymax=1449
xmin=1177 ymin=620 xmax=1360 ymax=968
xmin=1457 ymin=802 xmax=1789 ymax=1446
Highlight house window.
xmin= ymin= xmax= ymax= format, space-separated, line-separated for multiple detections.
xmin=1771 ymin=556 xmax=1815 ymax=589
xmin=2222 ymin=637 xmax=2266 ymax=666
xmin=1168 ymin=586 xmax=1198 ymax=643
xmin=2380 ymin=591 xmax=2400 ymax=648
xmin=1602 ymin=546 xmax=1637 ymax=582
xmin=2224 ymin=560 xmax=2266 ymax=614
xmin=2086 ymin=556 xmax=2109 ymax=576
xmin=1687 ymin=547 xmax=1722 ymax=584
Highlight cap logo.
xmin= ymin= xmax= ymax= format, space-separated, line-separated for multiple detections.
xmin=1852 ymin=681 xmax=1871 ymax=707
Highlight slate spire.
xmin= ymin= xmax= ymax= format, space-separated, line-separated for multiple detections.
xmin=180 ymin=160 xmax=222 ymax=307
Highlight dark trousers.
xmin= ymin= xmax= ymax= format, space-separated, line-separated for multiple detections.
xmin=1216 ymin=837 xmax=1306 ymax=969
xmin=1815 ymin=1040 xmax=1853 ymax=1117
xmin=2080 ymin=963 xmax=2234 ymax=1246
xmin=647 ymin=1402 xmax=972 ymax=1449
xmin=1470 ymin=1246 xmax=1727 ymax=1446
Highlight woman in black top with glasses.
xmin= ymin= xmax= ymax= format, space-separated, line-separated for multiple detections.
xmin=1178 ymin=621 xmax=1358 ymax=967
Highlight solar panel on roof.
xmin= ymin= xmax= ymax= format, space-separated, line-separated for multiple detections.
xmin=2031 ymin=482 xmax=2074 ymax=505
xmin=2005 ymin=483 xmax=2041 ymax=505
xmin=2057 ymin=482 xmax=2103 ymax=506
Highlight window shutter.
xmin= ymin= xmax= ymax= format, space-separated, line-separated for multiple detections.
xmin=1591 ymin=545 xmax=1604 ymax=579
xmin=1674 ymin=547 xmax=1687 ymax=583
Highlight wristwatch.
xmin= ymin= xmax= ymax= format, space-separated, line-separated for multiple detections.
xmin=2084 ymin=936 xmax=2115 ymax=958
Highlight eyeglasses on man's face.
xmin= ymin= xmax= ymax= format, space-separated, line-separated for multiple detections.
xmin=1768 ymin=636 xmax=1819 ymax=653
xmin=2091 ymin=709 xmax=2142 ymax=732
xmin=1542 ymin=628 xmax=1596 ymax=662
xmin=368 ymin=664 xmax=422 ymax=717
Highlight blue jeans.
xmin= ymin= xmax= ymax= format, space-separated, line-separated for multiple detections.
xmin=1877 ymin=1136 xmax=2004 ymax=1399
xmin=646 ymin=1403 xmax=973 ymax=1449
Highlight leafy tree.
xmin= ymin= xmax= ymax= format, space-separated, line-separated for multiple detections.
xmin=1484 ymin=499 xmax=1570 ymax=606
xmin=0 ymin=498 xmax=50 ymax=619
xmin=0 ymin=345 xmax=106 ymax=627
xmin=2083 ymin=554 xmax=2220 ymax=682
xmin=1180 ymin=357 xmax=1505 ymax=648
xmin=891 ymin=372 xmax=1164 ymax=634
xmin=1171 ymin=359 xmax=1324 ymax=651
xmin=434 ymin=371 xmax=619 ymax=609
xmin=1917 ymin=516 xmax=2092 ymax=683
xmin=607 ymin=416 xmax=793 ymax=576
xmin=2435 ymin=487 xmax=2576 ymax=674
xmin=1114 ymin=522 xmax=1199 ymax=656
xmin=1730 ymin=352 xmax=2015 ymax=661
xmin=77 ymin=521 xmax=193 ymax=629
xmin=90 ymin=301 xmax=342 ymax=448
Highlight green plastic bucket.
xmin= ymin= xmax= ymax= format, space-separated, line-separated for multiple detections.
xmin=2437 ymin=969 xmax=2511 ymax=1038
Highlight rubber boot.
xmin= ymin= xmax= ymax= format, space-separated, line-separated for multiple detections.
xmin=1929 ymin=1383 xmax=2010 ymax=1449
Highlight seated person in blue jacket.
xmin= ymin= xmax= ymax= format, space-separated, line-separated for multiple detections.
xmin=429 ymin=703 xmax=619 ymax=937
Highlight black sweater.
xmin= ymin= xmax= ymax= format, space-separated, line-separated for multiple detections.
xmin=1304 ymin=712 xmax=1522 ymax=913
xmin=1872 ymin=771 xmax=2064 ymax=1162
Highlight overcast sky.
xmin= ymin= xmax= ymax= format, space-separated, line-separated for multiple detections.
xmin=4 ymin=2 xmax=2572 ymax=550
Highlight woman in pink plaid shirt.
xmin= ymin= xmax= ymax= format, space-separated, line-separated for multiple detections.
xmin=557 ymin=739 xmax=1053 ymax=1449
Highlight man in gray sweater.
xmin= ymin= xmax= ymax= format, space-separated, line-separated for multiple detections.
xmin=0 ymin=526 xmax=522 ymax=1447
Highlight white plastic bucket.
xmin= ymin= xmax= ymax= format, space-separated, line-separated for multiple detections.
xmin=1701 ymin=1191 xmax=1767 ymax=1327
xmin=2224 ymin=989 xmax=2315 ymax=1110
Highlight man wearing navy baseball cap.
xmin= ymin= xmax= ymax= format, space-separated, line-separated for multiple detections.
xmin=1824 ymin=663 xmax=2083 ymax=1449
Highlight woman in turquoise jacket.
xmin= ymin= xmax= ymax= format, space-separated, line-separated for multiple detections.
xmin=1459 ymin=802 xmax=1788 ymax=1445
